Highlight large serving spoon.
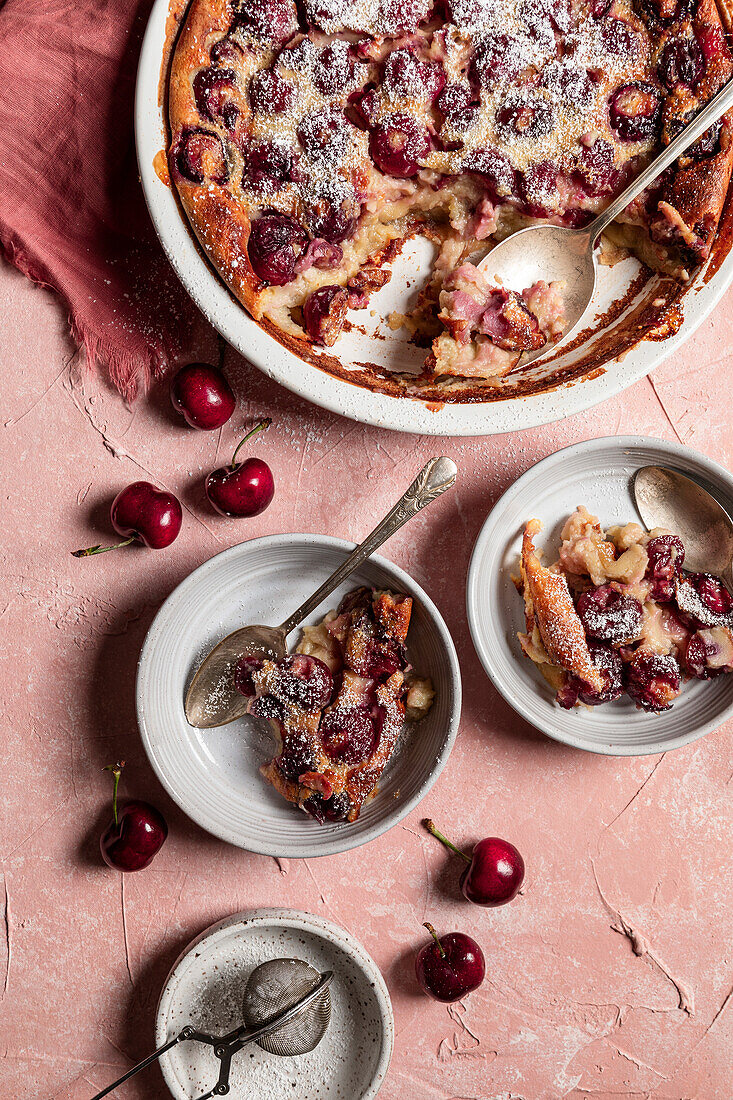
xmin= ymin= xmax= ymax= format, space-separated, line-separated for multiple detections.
xmin=477 ymin=76 xmax=733 ymax=364
xmin=633 ymin=465 xmax=733 ymax=591
xmin=185 ymin=456 xmax=457 ymax=728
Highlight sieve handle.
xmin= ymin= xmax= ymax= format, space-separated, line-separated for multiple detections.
xmin=89 ymin=1026 xmax=197 ymax=1098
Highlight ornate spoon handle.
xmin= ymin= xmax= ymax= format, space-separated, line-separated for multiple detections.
xmin=278 ymin=457 xmax=457 ymax=637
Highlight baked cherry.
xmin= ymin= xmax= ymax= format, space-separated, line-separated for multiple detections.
xmin=100 ymin=763 xmax=168 ymax=872
xmin=645 ymin=534 xmax=685 ymax=600
xmin=369 ymin=114 xmax=431 ymax=178
xmin=415 ymin=924 xmax=486 ymax=1003
xmin=382 ymin=49 xmax=445 ymax=102
xmin=233 ymin=0 xmax=298 ymax=44
xmin=349 ymin=86 xmax=380 ymax=129
xmin=313 ymin=40 xmax=359 ymax=96
xmin=558 ymin=641 xmax=625 ymax=707
xmin=518 ymin=161 xmax=560 ymax=216
xmin=496 ymin=93 xmax=555 ymax=143
xmin=598 ymin=16 xmax=639 ymax=57
xmin=249 ymin=68 xmax=295 ymax=115
xmin=193 ymin=67 xmax=238 ymax=129
xmin=321 ymin=707 xmax=376 ymax=765
xmin=247 ymin=214 xmax=308 ymax=285
xmin=437 ymin=82 xmax=474 ymax=119
xmin=464 ymin=148 xmax=517 ymax=201
xmin=170 ymin=362 xmax=235 ymax=430
xmin=297 ymin=110 xmax=353 ymax=163
xmin=470 ymin=35 xmax=526 ymax=86
xmin=209 ymin=37 xmax=243 ymax=66
xmin=576 ymin=585 xmax=643 ymax=643
xmin=173 ymin=128 xmax=229 ymax=186
xmin=625 ymin=650 xmax=681 ymax=711
xmin=277 ymin=654 xmax=334 ymax=710
xmin=658 ymin=37 xmax=704 ymax=90
xmin=303 ymin=285 xmax=349 ymax=346
xmin=676 ymin=572 xmax=733 ymax=627
xmin=205 ymin=419 xmax=275 ymax=517
xmin=609 ymin=83 xmax=662 ymax=143
xmin=277 ymin=739 xmax=321 ymax=782
xmin=72 ymin=481 xmax=182 ymax=557
xmin=684 ymin=629 xmax=733 ymax=678
xmin=573 ymin=140 xmax=620 ymax=196
xmin=424 ymin=820 xmax=525 ymax=906
xmin=303 ymin=790 xmax=352 ymax=822
xmin=233 ymin=655 xmax=264 ymax=697
xmin=241 ymin=141 xmax=294 ymax=193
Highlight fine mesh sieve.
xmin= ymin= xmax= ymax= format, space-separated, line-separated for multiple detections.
xmin=242 ymin=957 xmax=332 ymax=1056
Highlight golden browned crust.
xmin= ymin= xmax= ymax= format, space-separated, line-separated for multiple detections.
xmin=168 ymin=0 xmax=263 ymax=315
xmin=520 ymin=520 xmax=604 ymax=692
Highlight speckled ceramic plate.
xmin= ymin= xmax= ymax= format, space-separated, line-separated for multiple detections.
xmin=135 ymin=0 xmax=733 ymax=436
xmin=156 ymin=908 xmax=393 ymax=1100
xmin=136 ymin=534 xmax=461 ymax=856
xmin=467 ymin=436 xmax=733 ymax=755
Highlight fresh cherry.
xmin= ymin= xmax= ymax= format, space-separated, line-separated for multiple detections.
xmin=72 ymin=481 xmax=182 ymax=556
xmin=424 ymin=820 xmax=525 ymax=906
xmin=170 ymin=362 xmax=235 ymax=430
xmin=100 ymin=763 xmax=168 ymax=872
xmin=415 ymin=923 xmax=486 ymax=1003
xmin=205 ymin=419 xmax=274 ymax=517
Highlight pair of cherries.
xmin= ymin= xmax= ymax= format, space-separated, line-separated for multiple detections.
xmin=415 ymin=821 xmax=524 ymax=1003
xmin=73 ymin=364 xmax=274 ymax=557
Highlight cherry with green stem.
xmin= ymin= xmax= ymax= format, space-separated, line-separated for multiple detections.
xmin=100 ymin=761 xmax=168 ymax=872
xmin=423 ymin=818 xmax=525 ymax=907
xmin=415 ymin=922 xmax=485 ymax=1002
xmin=205 ymin=418 xmax=275 ymax=518
xmin=72 ymin=481 xmax=183 ymax=557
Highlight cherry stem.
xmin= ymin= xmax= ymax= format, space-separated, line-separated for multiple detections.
xmin=71 ymin=536 xmax=136 ymax=558
xmin=423 ymin=922 xmax=446 ymax=959
xmin=104 ymin=762 xmax=125 ymax=827
xmin=423 ymin=819 xmax=471 ymax=864
xmin=231 ymin=418 xmax=272 ymax=469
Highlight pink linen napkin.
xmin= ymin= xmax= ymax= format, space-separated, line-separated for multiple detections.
xmin=0 ymin=0 xmax=198 ymax=400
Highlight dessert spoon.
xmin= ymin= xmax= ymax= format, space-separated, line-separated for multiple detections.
xmin=478 ymin=76 xmax=733 ymax=364
xmin=633 ymin=465 xmax=733 ymax=590
xmin=185 ymin=456 xmax=457 ymax=728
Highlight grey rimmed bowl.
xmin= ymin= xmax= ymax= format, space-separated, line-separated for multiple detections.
xmin=467 ymin=436 xmax=733 ymax=755
xmin=137 ymin=534 xmax=461 ymax=855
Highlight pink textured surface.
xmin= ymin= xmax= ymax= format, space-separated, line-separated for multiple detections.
xmin=1 ymin=258 xmax=732 ymax=1100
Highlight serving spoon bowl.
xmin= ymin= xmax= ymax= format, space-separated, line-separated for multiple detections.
xmin=478 ymin=77 xmax=733 ymax=364
xmin=633 ymin=465 xmax=733 ymax=590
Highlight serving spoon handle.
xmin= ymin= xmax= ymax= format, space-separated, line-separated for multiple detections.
xmin=587 ymin=76 xmax=733 ymax=245
xmin=277 ymin=457 xmax=457 ymax=637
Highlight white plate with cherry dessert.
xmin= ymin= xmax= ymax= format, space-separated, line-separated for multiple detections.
xmin=136 ymin=0 xmax=733 ymax=436
xmin=467 ymin=436 xmax=733 ymax=754
xmin=136 ymin=534 xmax=460 ymax=856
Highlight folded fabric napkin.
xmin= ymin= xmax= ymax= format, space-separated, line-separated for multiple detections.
xmin=0 ymin=0 xmax=199 ymax=400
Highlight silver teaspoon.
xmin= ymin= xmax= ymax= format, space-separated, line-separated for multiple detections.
xmin=477 ymin=76 xmax=733 ymax=364
xmin=185 ymin=456 xmax=457 ymax=728
xmin=633 ymin=465 xmax=733 ymax=590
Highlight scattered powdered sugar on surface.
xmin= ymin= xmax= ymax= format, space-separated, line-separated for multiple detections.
xmin=162 ymin=925 xmax=383 ymax=1098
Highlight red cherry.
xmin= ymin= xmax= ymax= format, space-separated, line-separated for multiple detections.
xmin=205 ymin=419 xmax=275 ymax=518
xmin=170 ymin=362 xmax=235 ymax=430
xmin=99 ymin=763 xmax=167 ymax=872
xmin=415 ymin=923 xmax=486 ymax=1002
xmin=72 ymin=481 xmax=182 ymax=557
xmin=424 ymin=820 xmax=525 ymax=906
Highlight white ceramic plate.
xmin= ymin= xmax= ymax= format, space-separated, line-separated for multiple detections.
xmin=136 ymin=535 xmax=461 ymax=855
xmin=156 ymin=908 xmax=393 ymax=1100
xmin=467 ymin=436 xmax=733 ymax=755
xmin=135 ymin=0 xmax=733 ymax=436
